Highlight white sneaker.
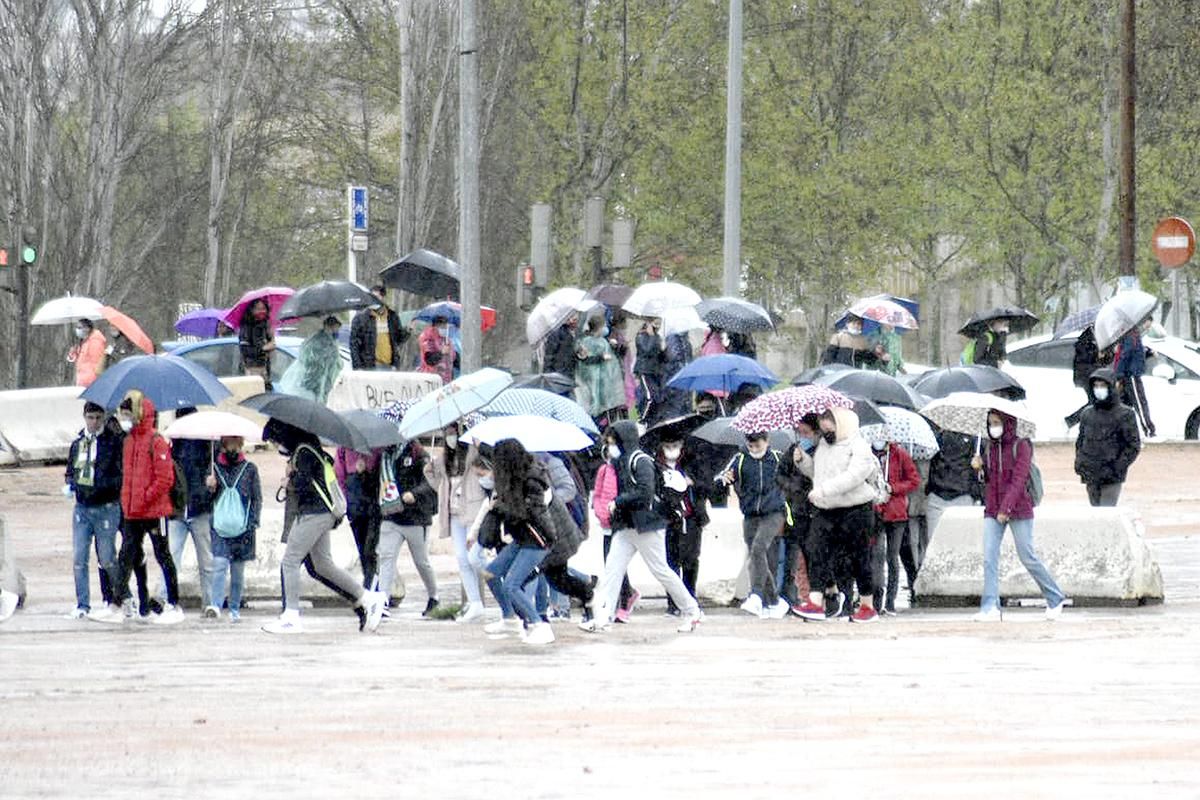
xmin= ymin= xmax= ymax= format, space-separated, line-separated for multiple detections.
xmin=973 ymin=607 xmax=1002 ymax=623
xmin=739 ymin=594 xmax=764 ymax=617
xmin=0 ymin=589 xmax=18 ymax=622
xmin=766 ymin=598 xmax=790 ymax=620
xmin=362 ymin=590 xmax=387 ymax=633
xmin=202 ymin=606 xmax=220 ymax=620
xmin=676 ymin=611 xmax=704 ymax=633
xmin=483 ymin=617 xmax=523 ymax=636
xmin=153 ymin=604 xmax=185 ymax=625
xmin=457 ymin=602 xmax=485 ymax=623
xmin=89 ymin=604 xmax=125 ymax=624
xmin=122 ymin=598 xmax=136 ymax=619
xmin=1045 ymin=600 xmax=1066 ymax=621
xmin=262 ymin=609 xmax=302 ymax=635
xmin=64 ymin=606 xmax=88 ymax=620
xmin=523 ymin=621 xmax=556 ymax=645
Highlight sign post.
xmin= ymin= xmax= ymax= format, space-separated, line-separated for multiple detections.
xmin=1151 ymin=216 xmax=1195 ymax=337
xmin=347 ymin=185 xmax=369 ymax=284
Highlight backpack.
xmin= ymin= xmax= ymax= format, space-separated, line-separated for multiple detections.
xmin=988 ymin=440 xmax=1043 ymax=507
xmin=960 ymin=331 xmax=993 ymax=366
xmin=868 ymin=451 xmax=891 ymax=505
xmin=151 ymin=435 xmax=188 ymax=519
xmin=212 ymin=462 xmax=251 ymax=538
xmin=295 ymin=444 xmax=347 ymax=524
xmin=629 ymin=450 xmax=669 ymax=517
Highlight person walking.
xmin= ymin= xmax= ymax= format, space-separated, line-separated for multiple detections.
xmin=868 ymin=435 xmax=920 ymax=614
xmin=277 ymin=315 xmax=344 ymax=403
xmin=971 ymin=409 xmax=1066 ymax=622
xmin=161 ymin=408 xmax=215 ymax=614
xmin=870 ymin=324 xmax=904 ymax=376
xmin=1074 ymin=368 xmax=1140 ymax=506
xmin=64 ymin=402 xmax=123 ymax=620
xmin=607 ymin=309 xmax=636 ymax=416
xmin=591 ymin=445 xmax=638 ymax=622
xmin=543 ymin=316 xmax=579 ymax=378
xmin=334 ymin=445 xmax=383 ymax=589
xmin=658 ymin=436 xmax=706 ymax=615
xmin=238 ymin=299 xmax=276 ymax=390
xmin=776 ymin=415 xmax=819 ymax=611
xmin=821 ymin=315 xmax=878 ymax=368
xmin=435 ymin=425 xmax=488 ymax=622
xmin=417 ymin=315 xmax=455 ymax=384
xmin=962 ymin=319 xmax=1009 ymax=367
xmin=350 ymin=285 xmax=409 ymax=370
xmin=205 ymin=435 xmax=261 ymax=622
xmin=377 ymin=439 xmax=440 ymax=616
xmin=633 ymin=319 xmax=664 ymax=420
xmin=574 ymin=315 xmax=626 ymax=423
xmin=68 ymin=319 xmax=107 ymax=387
xmin=1064 ymin=325 xmax=1101 ymax=429
xmin=1114 ymin=318 xmax=1156 ymax=438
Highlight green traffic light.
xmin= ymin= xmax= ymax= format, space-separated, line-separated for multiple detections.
xmin=21 ymin=245 xmax=35 ymax=264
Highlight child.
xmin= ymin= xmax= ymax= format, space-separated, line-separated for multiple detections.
xmin=869 ymin=435 xmax=920 ymax=614
xmin=206 ymin=435 xmax=262 ymax=622
xmin=658 ymin=436 xmax=705 ymax=614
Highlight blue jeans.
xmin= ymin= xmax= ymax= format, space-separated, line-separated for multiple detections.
xmin=486 ymin=545 xmax=548 ymax=624
xmin=72 ymin=502 xmax=120 ymax=611
xmin=211 ymin=555 xmax=246 ymax=613
xmin=981 ymin=516 xmax=1065 ymax=612
xmin=167 ymin=514 xmax=214 ymax=608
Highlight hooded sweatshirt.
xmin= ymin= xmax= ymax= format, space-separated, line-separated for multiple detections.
xmin=983 ymin=412 xmax=1034 ymax=520
xmin=608 ymin=419 xmax=666 ymax=532
xmin=1074 ymin=368 xmax=1140 ymax=486
xmin=120 ymin=392 xmax=176 ymax=520
xmin=799 ymin=406 xmax=877 ymax=510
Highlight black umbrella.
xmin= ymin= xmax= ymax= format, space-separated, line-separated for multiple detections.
xmin=640 ymin=414 xmax=708 ymax=449
xmin=958 ymin=306 xmax=1039 ymax=337
xmin=338 ymin=409 xmax=404 ymax=450
xmin=512 ymin=372 xmax=576 ymax=396
xmin=844 ymin=395 xmax=887 ymax=427
xmin=242 ymin=392 xmax=369 ymax=451
xmin=691 ymin=417 xmax=795 ymax=450
xmin=696 ymin=297 xmax=775 ymax=334
xmin=278 ymin=280 xmax=380 ymax=319
xmin=379 ymin=249 xmax=460 ymax=299
xmin=586 ymin=283 xmax=634 ymax=307
xmin=910 ymin=365 xmax=1026 ymax=400
xmin=812 ymin=369 xmax=928 ymax=410
xmin=792 ymin=362 xmax=855 ymax=385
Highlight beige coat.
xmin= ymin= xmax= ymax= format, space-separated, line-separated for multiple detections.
xmin=798 ymin=406 xmax=878 ymax=509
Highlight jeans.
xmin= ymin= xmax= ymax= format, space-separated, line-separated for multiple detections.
xmin=211 ymin=555 xmax=246 ymax=613
xmin=376 ymin=521 xmax=438 ymax=601
xmin=980 ymin=516 xmax=1065 ymax=612
xmin=871 ymin=520 xmax=915 ymax=611
xmin=280 ymin=512 xmax=364 ymax=611
xmin=71 ymin=501 xmax=120 ymax=611
xmin=485 ymin=545 xmax=548 ymax=624
xmin=600 ymin=528 xmax=700 ymax=623
xmin=1086 ymin=483 xmax=1122 ymax=507
xmin=743 ymin=513 xmax=783 ymax=605
xmin=451 ymin=518 xmax=482 ymax=605
xmin=165 ymin=514 xmax=214 ymax=608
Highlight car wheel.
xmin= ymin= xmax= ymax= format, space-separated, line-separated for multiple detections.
xmin=1186 ymin=410 xmax=1200 ymax=440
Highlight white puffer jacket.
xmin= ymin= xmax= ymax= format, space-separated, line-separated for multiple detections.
xmin=799 ymin=406 xmax=878 ymax=510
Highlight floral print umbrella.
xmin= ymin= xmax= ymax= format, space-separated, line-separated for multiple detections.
xmin=858 ymin=406 xmax=940 ymax=460
xmin=732 ymin=385 xmax=854 ymax=433
xmin=920 ymin=391 xmax=1037 ymax=439
xmin=844 ymin=297 xmax=919 ymax=331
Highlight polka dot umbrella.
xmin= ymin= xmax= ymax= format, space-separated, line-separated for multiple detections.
xmin=731 ymin=385 xmax=855 ymax=433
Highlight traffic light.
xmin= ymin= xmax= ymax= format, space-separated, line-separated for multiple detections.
xmin=0 ymin=247 xmax=9 ymax=268
xmin=20 ymin=226 xmax=36 ymax=265
xmin=519 ymin=263 xmax=536 ymax=310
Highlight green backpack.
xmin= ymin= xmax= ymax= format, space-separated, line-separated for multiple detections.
xmin=960 ymin=331 xmax=994 ymax=366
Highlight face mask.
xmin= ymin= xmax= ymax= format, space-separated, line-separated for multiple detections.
xmin=606 ymin=444 xmax=621 ymax=461
xmin=254 ymin=309 xmax=268 ymax=321
xmin=445 ymin=435 xmax=458 ymax=448
xmin=118 ymin=418 xmax=133 ymax=433
xmin=797 ymin=437 xmax=815 ymax=453
xmin=821 ymin=430 xmax=837 ymax=445
xmin=1093 ymin=386 xmax=1109 ymax=402
xmin=988 ymin=424 xmax=1004 ymax=439
xmin=438 ymin=325 xmax=449 ymax=336
xmin=846 ymin=323 xmax=862 ymax=335
xmin=719 ymin=332 xmax=730 ymax=348
xmin=992 ymin=323 xmax=1009 ymax=335
xmin=74 ymin=327 xmax=87 ymax=339
xmin=747 ymin=445 xmax=767 ymax=460
xmin=872 ymin=440 xmax=887 ymax=452
xmin=697 ymin=405 xmax=715 ymax=418
xmin=663 ymin=446 xmax=681 ymax=461
xmin=478 ymin=475 xmax=494 ymax=491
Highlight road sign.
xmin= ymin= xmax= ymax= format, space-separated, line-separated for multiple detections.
xmin=349 ymin=185 xmax=368 ymax=232
xmin=1151 ymin=216 xmax=1195 ymax=269
xmin=351 ymin=233 xmax=369 ymax=252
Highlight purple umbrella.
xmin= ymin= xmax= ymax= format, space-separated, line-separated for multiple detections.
xmin=174 ymin=308 xmax=229 ymax=338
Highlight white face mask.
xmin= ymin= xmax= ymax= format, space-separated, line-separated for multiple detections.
xmin=992 ymin=323 xmax=1009 ymax=335
xmin=606 ymin=444 xmax=621 ymax=461
xmin=118 ymin=418 xmax=134 ymax=433
xmin=846 ymin=322 xmax=862 ymax=335
xmin=445 ymin=434 xmax=458 ymax=448
xmin=477 ymin=474 xmax=494 ymax=491
xmin=988 ymin=424 xmax=1004 ymax=439
xmin=871 ymin=440 xmax=887 ymax=452
xmin=663 ymin=446 xmax=681 ymax=461
xmin=437 ymin=325 xmax=449 ymax=336
xmin=74 ymin=326 xmax=88 ymax=339
xmin=747 ymin=444 xmax=768 ymax=459
xmin=1093 ymin=386 xmax=1109 ymax=402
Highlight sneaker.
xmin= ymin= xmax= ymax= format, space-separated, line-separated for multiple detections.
xmin=362 ymin=590 xmax=387 ymax=632
xmin=825 ymin=592 xmax=845 ymax=619
xmin=90 ymin=604 xmax=125 ymax=624
xmin=624 ymin=589 xmax=641 ymax=612
xmin=973 ymin=607 xmax=1002 ymax=623
xmin=229 ymin=610 xmax=241 ymax=624
xmin=578 ymin=612 xmax=610 ymax=633
xmin=147 ymin=598 xmax=164 ymax=616
xmin=739 ymin=594 xmax=764 ymax=617
xmin=850 ymin=606 xmax=879 ymax=624
xmin=202 ymin=606 xmax=220 ymax=620
xmin=0 ymin=589 xmax=20 ymax=622
xmin=581 ymin=605 xmax=595 ymax=624
xmin=422 ymin=598 xmax=440 ymax=618
xmin=483 ymin=617 xmax=523 ymax=636
xmin=65 ymin=606 xmax=88 ymax=620
xmin=793 ymin=601 xmax=826 ymax=622
xmin=458 ymin=602 xmax=485 ymax=623
xmin=766 ymin=598 xmax=790 ymax=620
xmin=122 ymin=598 xmax=136 ymax=619
xmin=613 ymin=606 xmax=631 ymax=623
xmin=676 ymin=611 xmax=703 ymax=633
xmin=262 ymin=610 xmax=303 ymax=634
xmin=523 ymin=621 xmax=556 ymax=645
xmin=153 ymin=604 xmax=185 ymax=625
xmin=1045 ymin=600 xmax=1066 ymax=621
xmin=547 ymin=608 xmax=572 ymax=623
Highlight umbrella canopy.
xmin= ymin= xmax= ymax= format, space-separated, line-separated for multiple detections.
xmin=660 ymin=305 xmax=706 ymax=337
xmin=1093 ymin=290 xmax=1157 ymax=351
xmin=526 ymin=287 xmax=598 ymax=345
xmin=379 ymin=248 xmax=461 ymax=299
xmin=397 ymin=367 xmax=513 ymax=439
xmin=511 ymin=372 xmax=575 ymax=395
xmin=162 ymin=410 xmax=263 ymax=443
xmin=621 ymin=281 xmax=701 ymax=318
xmin=586 ymin=283 xmax=634 ymax=307
xmin=1052 ymin=305 xmax=1101 ymax=339
xmin=844 ymin=395 xmax=887 ymax=427
xmin=842 ymin=297 xmax=919 ymax=331
xmin=732 ymin=385 xmax=855 ymax=433
xmin=481 ymin=387 xmax=600 ymax=434
xmin=958 ymin=306 xmax=1039 ymax=337
xmin=278 ymin=280 xmax=378 ymax=319
xmin=640 ymin=413 xmax=708 ymax=449
xmin=99 ymin=306 xmax=153 ymax=354
xmin=242 ymin=392 xmax=371 ymax=451
xmin=693 ymin=417 xmax=794 ymax=450
xmin=31 ymin=295 xmax=104 ymax=325
xmin=858 ymin=406 xmax=939 ymax=460
xmin=792 ymin=362 xmax=855 ymax=385
xmin=834 ymin=294 xmax=921 ymax=334
xmin=461 ymin=414 xmax=593 ymax=452
xmin=696 ymin=297 xmax=775 ymax=334
xmin=174 ymin=308 xmax=228 ymax=339
xmin=81 ymin=354 xmax=232 ymax=411
xmin=911 ymin=365 xmax=1026 ymax=400
xmin=666 ymin=354 xmax=779 ymax=395
xmin=920 ymin=392 xmax=1036 ymax=440
xmin=811 ymin=369 xmax=927 ymax=410
xmin=222 ymin=286 xmax=295 ymax=330
xmin=338 ymin=408 xmax=405 ymax=450
xmin=415 ymin=300 xmax=497 ymax=331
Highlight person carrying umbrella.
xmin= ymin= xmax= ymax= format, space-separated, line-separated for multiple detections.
xmin=277 ymin=316 xmax=344 ymax=404
xmin=204 ymin=435 xmax=261 ymax=622
xmin=160 ymin=408 xmax=216 ymax=615
xmin=1064 ymin=325 xmax=1104 ymax=429
xmin=655 ymin=435 xmax=707 ymax=616
xmin=868 ymin=434 xmax=920 ymax=615
xmin=543 ymin=315 xmax=579 ymax=378
xmin=418 ymin=314 xmax=455 ymax=384
xmin=961 ymin=319 xmax=1009 ymax=368
xmin=349 ymin=285 xmax=410 ymax=371
xmin=334 ymin=445 xmax=383 ymax=590
xmin=870 ymin=324 xmax=904 ymax=376
xmin=821 ymin=315 xmax=878 ymax=369
xmin=68 ymin=319 xmax=107 ymax=387
xmin=1113 ymin=316 xmax=1156 ymax=438
xmin=574 ymin=315 xmax=626 ymax=422
xmin=1073 ymin=368 xmax=1141 ymax=506
xmin=653 ymin=325 xmax=695 ymax=424
xmin=634 ymin=318 xmax=664 ymax=419
xmin=432 ymin=424 xmax=489 ymax=623
xmin=607 ymin=309 xmax=637 ymax=413
xmin=776 ymin=415 xmax=820 ymax=612
xmin=238 ymin=299 xmax=276 ymax=390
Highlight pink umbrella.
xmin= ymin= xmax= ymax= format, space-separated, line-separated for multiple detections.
xmin=732 ymin=386 xmax=854 ymax=433
xmin=222 ymin=286 xmax=295 ymax=330
xmin=846 ymin=297 xmax=919 ymax=330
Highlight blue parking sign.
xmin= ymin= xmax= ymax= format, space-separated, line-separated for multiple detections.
xmin=349 ymin=186 xmax=368 ymax=231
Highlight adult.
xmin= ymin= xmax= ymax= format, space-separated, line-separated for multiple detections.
xmin=162 ymin=407 xmax=215 ymax=613
xmin=238 ymin=299 xmax=276 ymax=390
xmin=105 ymin=330 xmax=140 ymax=365
xmin=700 ymin=326 xmax=728 ymax=357
xmin=963 ymin=319 xmax=1008 ymax=368
xmin=924 ymin=424 xmax=981 ymax=545
xmin=659 ymin=436 xmax=706 ymax=613
xmin=720 ymin=432 xmax=789 ymax=619
xmin=334 ymin=445 xmax=382 ymax=589
xmin=821 ymin=316 xmax=877 ymax=368
xmin=1074 ymin=368 xmax=1140 ymax=506
xmin=417 ymin=315 xmax=455 ymax=384
xmin=574 ymin=315 xmax=626 ymax=421
xmin=871 ymin=324 xmax=904 ymax=376
xmin=971 ymin=409 xmax=1065 ymax=622
xmin=350 ymin=285 xmax=409 ymax=370
xmin=543 ymin=316 xmax=579 ymax=378
xmin=608 ymin=309 xmax=637 ymax=415
xmin=653 ymin=328 xmax=695 ymax=423
xmin=1114 ymin=317 xmax=1155 ymax=438
xmin=68 ymin=319 xmax=107 ymax=387
xmin=776 ymin=415 xmax=819 ymax=610
xmin=633 ymin=319 xmax=664 ymax=420
xmin=726 ymin=331 xmax=757 ymax=360
xmin=64 ymin=401 xmax=123 ymax=620
xmin=205 ymin=435 xmax=261 ymax=622
xmin=377 ymin=439 xmax=440 ymax=616
xmin=277 ymin=315 xmax=343 ymax=403
xmin=434 ymin=425 xmax=488 ymax=622
xmin=869 ymin=436 xmax=920 ymax=614
xmin=1064 ymin=325 xmax=1101 ymax=428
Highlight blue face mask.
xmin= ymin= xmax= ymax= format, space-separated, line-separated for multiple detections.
xmin=797 ymin=437 xmax=815 ymax=453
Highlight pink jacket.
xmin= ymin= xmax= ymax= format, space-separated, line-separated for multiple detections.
xmin=591 ymin=462 xmax=619 ymax=529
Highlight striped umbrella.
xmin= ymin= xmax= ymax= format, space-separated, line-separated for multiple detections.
xmin=481 ymin=387 xmax=600 ymax=435
xmin=732 ymin=385 xmax=854 ymax=433
xmin=1052 ymin=305 xmax=1100 ymax=339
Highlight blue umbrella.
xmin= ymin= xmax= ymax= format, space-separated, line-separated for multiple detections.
xmin=481 ymin=387 xmax=600 ymax=435
xmin=81 ymin=354 xmax=232 ymax=411
xmin=174 ymin=308 xmax=228 ymax=338
xmin=665 ymin=354 xmax=779 ymax=395
xmin=1052 ymin=305 xmax=1100 ymax=339
xmin=397 ymin=367 xmax=513 ymax=439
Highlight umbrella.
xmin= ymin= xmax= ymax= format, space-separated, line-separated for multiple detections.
xmin=621 ymin=281 xmax=701 ymax=318
xmin=461 ymin=415 xmax=593 ymax=453
xmin=1052 ymin=305 xmax=1101 ymax=339
xmin=175 ymin=308 xmax=229 ymax=338
xmin=660 ymin=306 xmax=706 ymax=337
xmin=162 ymin=410 xmax=263 ymax=443
xmin=81 ymin=354 xmax=232 ymax=411
xmin=586 ymin=283 xmax=634 ymax=307
xmin=338 ymin=408 xmax=405 ymax=450
xmin=792 ymin=363 xmax=855 ymax=385
xmin=526 ymin=287 xmax=598 ymax=345
xmin=397 ymin=367 xmax=513 ymax=439
xmin=811 ymin=369 xmax=927 ymax=410
xmin=842 ymin=297 xmax=919 ymax=331
xmin=1093 ymin=290 xmax=1157 ymax=351
xmin=920 ymin=391 xmax=1037 ymax=440
xmin=640 ymin=414 xmax=708 ymax=448
xmin=99 ymin=306 xmax=154 ymax=354
xmin=731 ymin=385 xmax=855 ymax=433
xmin=415 ymin=301 xmax=497 ymax=332
xmin=696 ymin=297 xmax=775 ymax=334
xmin=911 ymin=365 xmax=1026 ymax=400
xmin=379 ymin=248 xmax=461 ymax=299
xmin=243 ymin=392 xmax=377 ymax=451
xmin=222 ymin=286 xmax=295 ymax=330
xmin=844 ymin=395 xmax=887 ymax=427
xmin=834 ymin=295 xmax=921 ymax=334
xmin=31 ymin=295 xmax=104 ymax=325
xmin=858 ymin=406 xmax=939 ymax=460
xmin=278 ymin=280 xmax=379 ymax=319
xmin=958 ymin=306 xmax=1039 ymax=337
xmin=693 ymin=417 xmax=794 ymax=450
xmin=666 ymin=354 xmax=779 ymax=395
xmin=481 ymin=387 xmax=600 ymax=435
xmin=512 ymin=372 xmax=575 ymax=395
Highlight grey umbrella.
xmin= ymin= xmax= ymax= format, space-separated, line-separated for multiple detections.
xmin=379 ymin=249 xmax=461 ymax=299
xmin=242 ymin=392 xmax=368 ymax=451
xmin=278 ymin=280 xmax=380 ymax=319
xmin=696 ymin=297 xmax=775 ymax=334
xmin=338 ymin=409 xmax=405 ymax=450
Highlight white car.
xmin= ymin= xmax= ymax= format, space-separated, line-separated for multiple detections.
xmin=1004 ymin=332 xmax=1200 ymax=441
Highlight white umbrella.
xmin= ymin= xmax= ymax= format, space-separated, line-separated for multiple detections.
xmin=920 ymin=392 xmax=1036 ymax=440
xmin=162 ymin=410 xmax=263 ymax=443
xmin=461 ymin=414 xmax=594 ymax=452
xmin=525 ymin=287 xmax=598 ymax=345
xmin=1093 ymin=290 xmax=1157 ymax=350
xmin=660 ymin=305 xmax=706 ymax=337
xmin=621 ymin=281 xmax=701 ymax=318
xmin=397 ymin=367 xmax=514 ymax=439
xmin=31 ymin=295 xmax=105 ymax=325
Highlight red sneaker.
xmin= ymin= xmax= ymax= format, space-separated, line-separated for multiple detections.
xmin=850 ymin=606 xmax=879 ymax=624
xmin=793 ymin=601 xmax=826 ymax=622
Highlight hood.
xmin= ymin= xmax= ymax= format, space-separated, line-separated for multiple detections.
xmin=1089 ymin=367 xmax=1118 ymax=408
xmin=988 ymin=410 xmax=1018 ymax=443
xmin=608 ymin=419 xmax=642 ymax=456
xmin=122 ymin=390 xmax=157 ymax=435
xmin=829 ymin=406 xmax=860 ymax=443
xmin=263 ymin=418 xmax=320 ymax=454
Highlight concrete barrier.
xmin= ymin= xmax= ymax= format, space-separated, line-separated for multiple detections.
xmin=326 ymin=370 xmax=441 ymax=412
xmin=914 ymin=505 xmax=1164 ymax=607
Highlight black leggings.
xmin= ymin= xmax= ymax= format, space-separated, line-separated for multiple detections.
xmin=809 ymin=504 xmax=875 ymax=599
xmin=666 ymin=518 xmax=703 ymax=608
xmin=114 ymin=518 xmax=176 ymax=606
xmin=349 ymin=511 xmax=381 ymax=589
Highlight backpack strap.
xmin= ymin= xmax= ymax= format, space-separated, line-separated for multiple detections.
xmin=295 ymin=443 xmax=335 ymax=510
xmin=218 ymin=461 xmax=249 ymax=491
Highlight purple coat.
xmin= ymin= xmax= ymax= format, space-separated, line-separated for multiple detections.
xmin=982 ymin=414 xmax=1034 ymax=521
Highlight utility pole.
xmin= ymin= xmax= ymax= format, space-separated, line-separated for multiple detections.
xmin=1117 ymin=0 xmax=1136 ymax=285
xmin=458 ymin=0 xmax=482 ymax=373
xmin=721 ymin=0 xmax=744 ymax=298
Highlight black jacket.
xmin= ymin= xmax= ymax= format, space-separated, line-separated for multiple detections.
xmin=633 ymin=331 xmax=663 ymax=376
xmin=1075 ymin=369 xmax=1141 ymax=485
xmin=65 ymin=427 xmax=124 ymax=506
xmin=382 ymin=443 xmax=437 ymax=526
xmin=927 ymin=428 xmax=982 ymax=501
xmin=290 ymin=444 xmax=337 ymax=517
xmin=174 ymin=438 xmax=215 ymax=518
xmin=777 ymin=442 xmax=815 ymax=526
xmin=609 ymin=420 xmax=666 ymax=532
xmin=483 ymin=463 xmax=558 ymax=548
xmin=543 ymin=324 xmax=577 ymax=377
xmin=1072 ymin=327 xmax=1100 ymax=387
xmin=238 ymin=318 xmax=273 ymax=369
xmin=971 ymin=330 xmax=1007 ymax=367
xmin=350 ymin=307 xmax=408 ymax=370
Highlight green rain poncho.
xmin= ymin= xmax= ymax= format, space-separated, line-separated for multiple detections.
xmin=872 ymin=328 xmax=904 ymax=376
xmin=574 ymin=333 xmax=625 ymax=418
xmin=277 ymin=329 xmax=343 ymax=404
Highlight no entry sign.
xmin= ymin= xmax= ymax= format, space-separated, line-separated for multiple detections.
xmin=1151 ymin=216 xmax=1195 ymax=269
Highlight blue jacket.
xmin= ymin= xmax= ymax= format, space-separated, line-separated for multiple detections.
xmin=65 ymin=427 xmax=124 ymax=507
xmin=729 ymin=448 xmax=788 ymax=518
xmin=1114 ymin=329 xmax=1146 ymax=378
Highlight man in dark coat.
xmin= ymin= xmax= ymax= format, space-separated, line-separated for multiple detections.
xmin=350 ymin=285 xmax=409 ymax=370
xmin=1114 ymin=319 xmax=1155 ymax=438
xmin=1065 ymin=325 xmax=1105 ymax=428
xmin=542 ymin=316 xmax=578 ymax=378
xmin=1074 ymin=368 xmax=1141 ymax=506
xmin=924 ymin=424 xmax=982 ymax=544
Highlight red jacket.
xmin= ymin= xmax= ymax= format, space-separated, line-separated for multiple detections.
xmin=874 ymin=443 xmax=920 ymax=522
xmin=121 ymin=395 xmax=175 ymax=520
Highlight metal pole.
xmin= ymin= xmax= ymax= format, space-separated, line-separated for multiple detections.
xmin=16 ymin=261 xmax=29 ymax=387
xmin=1117 ymin=0 xmax=1136 ymax=281
xmin=721 ymin=0 xmax=744 ymax=298
xmin=458 ymin=0 xmax=482 ymax=373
